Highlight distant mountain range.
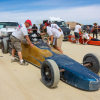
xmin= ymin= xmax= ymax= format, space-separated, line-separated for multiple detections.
xmin=66 ymin=21 xmax=83 ymax=29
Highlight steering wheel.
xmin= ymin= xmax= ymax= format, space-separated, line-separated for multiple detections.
xmin=36 ymin=33 xmax=42 ymax=39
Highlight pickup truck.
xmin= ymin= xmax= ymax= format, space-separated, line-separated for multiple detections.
xmin=0 ymin=21 xmax=19 ymax=49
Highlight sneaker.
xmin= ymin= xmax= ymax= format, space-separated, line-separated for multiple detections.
xmin=20 ymin=61 xmax=28 ymax=65
xmin=77 ymin=42 xmax=80 ymax=45
xmin=83 ymin=43 xmax=85 ymax=45
xmin=20 ymin=61 xmax=25 ymax=65
xmin=11 ymin=59 xmax=18 ymax=62
xmin=84 ymin=43 xmax=88 ymax=45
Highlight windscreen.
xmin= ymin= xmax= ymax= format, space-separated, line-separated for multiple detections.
xmin=33 ymin=39 xmax=50 ymax=49
xmin=88 ymin=25 xmax=93 ymax=28
xmin=0 ymin=22 xmax=19 ymax=28
xmin=83 ymin=25 xmax=93 ymax=28
xmin=54 ymin=21 xmax=67 ymax=27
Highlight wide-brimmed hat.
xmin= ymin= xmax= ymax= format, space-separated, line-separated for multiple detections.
xmin=93 ymin=23 xmax=97 ymax=25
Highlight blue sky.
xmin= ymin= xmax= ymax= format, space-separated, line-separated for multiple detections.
xmin=0 ymin=0 xmax=100 ymax=11
xmin=0 ymin=0 xmax=100 ymax=25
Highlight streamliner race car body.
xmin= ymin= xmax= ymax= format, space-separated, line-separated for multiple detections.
xmin=68 ymin=34 xmax=100 ymax=46
xmin=1 ymin=33 xmax=100 ymax=91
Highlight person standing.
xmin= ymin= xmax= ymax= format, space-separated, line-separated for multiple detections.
xmin=45 ymin=21 xmax=62 ymax=32
xmin=31 ymin=24 xmax=41 ymax=39
xmin=98 ymin=25 xmax=100 ymax=36
xmin=67 ymin=24 xmax=70 ymax=29
xmin=86 ymin=26 xmax=91 ymax=34
xmin=74 ymin=23 xmax=81 ymax=44
xmin=50 ymin=22 xmax=62 ymax=32
xmin=31 ymin=24 xmax=38 ymax=33
xmin=93 ymin=23 xmax=98 ymax=39
xmin=44 ymin=21 xmax=63 ymax=44
xmin=10 ymin=19 xmax=34 ymax=65
xmin=40 ymin=25 xmax=47 ymax=40
xmin=40 ymin=24 xmax=63 ymax=53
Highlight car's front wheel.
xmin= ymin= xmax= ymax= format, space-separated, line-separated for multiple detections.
xmin=83 ymin=53 xmax=100 ymax=74
xmin=41 ymin=59 xmax=60 ymax=88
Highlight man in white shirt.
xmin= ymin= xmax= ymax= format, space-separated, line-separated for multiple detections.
xmin=74 ymin=23 xmax=81 ymax=44
xmin=10 ymin=19 xmax=34 ymax=65
xmin=82 ymin=31 xmax=91 ymax=45
xmin=51 ymin=23 xmax=62 ymax=32
xmin=40 ymin=24 xmax=63 ymax=53
xmin=45 ymin=21 xmax=62 ymax=32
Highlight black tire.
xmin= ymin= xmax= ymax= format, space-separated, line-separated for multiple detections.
xmin=8 ymin=41 xmax=12 ymax=54
xmin=83 ymin=53 xmax=100 ymax=74
xmin=63 ymin=36 xmax=68 ymax=41
xmin=0 ymin=43 xmax=1 ymax=49
xmin=63 ymin=34 xmax=72 ymax=41
xmin=1 ymin=39 xmax=8 ymax=54
xmin=41 ymin=59 xmax=60 ymax=88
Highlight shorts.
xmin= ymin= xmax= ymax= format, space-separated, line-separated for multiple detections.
xmin=93 ymin=30 xmax=98 ymax=34
xmin=82 ymin=34 xmax=89 ymax=39
xmin=41 ymin=34 xmax=45 ymax=40
xmin=54 ymin=34 xmax=63 ymax=48
xmin=10 ymin=35 xmax=22 ymax=52
xmin=74 ymin=32 xmax=80 ymax=39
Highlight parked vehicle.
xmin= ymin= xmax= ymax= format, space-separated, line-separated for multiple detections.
xmin=68 ymin=33 xmax=100 ymax=46
xmin=36 ymin=17 xmax=71 ymax=40
xmin=1 ymin=33 xmax=100 ymax=91
xmin=0 ymin=21 xmax=19 ymax=48
xmin=81 ymin=25 xmax=93 ymax=31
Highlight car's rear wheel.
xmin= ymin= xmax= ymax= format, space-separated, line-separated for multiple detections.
xmin=63 ymin=36 xmax=68 ymax=41
xmin=41 ymin=59 xmax=60 ymax=88
xmin=8 ymin=42 xmax=12 ymax=54
xmin=0 ymin=43 xmax=1 ymax=49
xmin=83 ymin=53 xmax=100 ymax=74
xmin=1 ymin=39 xmax=8 ymax=54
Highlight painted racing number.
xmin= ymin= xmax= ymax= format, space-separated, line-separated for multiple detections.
xmin=71 ymin=37 xmax=75 ymax=41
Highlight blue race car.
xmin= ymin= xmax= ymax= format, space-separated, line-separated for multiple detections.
xmin=1 ymin=33 xmax=100 ymax=91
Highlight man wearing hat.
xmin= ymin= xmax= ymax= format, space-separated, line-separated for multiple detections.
xmin=40 ymin=23 xmax=63 ymax=53
xmin=93 ymin=23 xmax=98 ymax=39
xmin=40 ymin=24 xmax=47 ymax=40
xmin=45 ymin=21 xmax=62 ymax=32
xmin=10 ymin=19 xmax=34 ymax=65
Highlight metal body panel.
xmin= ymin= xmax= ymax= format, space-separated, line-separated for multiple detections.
xmin=21 ymin=40 xmax=100 ymax=91
xmin=47 ymin=50 xmax=100 ymax=90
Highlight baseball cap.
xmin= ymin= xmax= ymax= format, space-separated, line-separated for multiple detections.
xmin=45 ymin=21 xmax=51 ymax=26
xmin=25 ymin=19 xmax=32 ymax=26
xmin=40 ymin=24 xmax=45 ymax=29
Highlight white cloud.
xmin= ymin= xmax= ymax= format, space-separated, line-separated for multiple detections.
xmin=0 ymin=5 xmax=100 ymax=25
